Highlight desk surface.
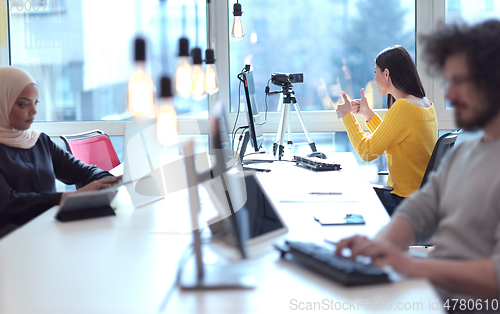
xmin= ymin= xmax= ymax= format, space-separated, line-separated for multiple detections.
xmin=0 ymin=153 xmax=444 ymax=314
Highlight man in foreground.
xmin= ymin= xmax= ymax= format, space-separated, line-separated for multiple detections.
xmin=336 ymin=19 xmax=500 ymax=308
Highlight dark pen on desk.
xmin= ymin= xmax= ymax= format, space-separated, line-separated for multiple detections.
xmin=309 ymin=192 xmax=342 ymax=195
xmin=245 ymin=168 xmax=271 ymax=173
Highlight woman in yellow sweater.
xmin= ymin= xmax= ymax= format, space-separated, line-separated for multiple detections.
xmin=336 ymin=45 xmax=438 ymax=215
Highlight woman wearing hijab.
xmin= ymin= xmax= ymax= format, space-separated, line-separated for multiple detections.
xmin=0 ymin=66 xmax=119 ymax=237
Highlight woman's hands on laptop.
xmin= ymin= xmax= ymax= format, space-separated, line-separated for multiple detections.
xmin=60 ymin=176 xmax=122 ymax=203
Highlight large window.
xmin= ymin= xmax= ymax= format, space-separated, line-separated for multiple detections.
xmin=444 ymin=0 xmax=500 ymax=108
xmin=9 ymin=0 xmax=208 ymax=122
xmin=228 ymin=0 xmax=416 ymax=114
xmin=5 ymin=0 xmax=495 ymax=134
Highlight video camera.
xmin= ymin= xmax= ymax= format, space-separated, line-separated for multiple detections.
xmin=271 ymin=72 xmax=303 ymax=86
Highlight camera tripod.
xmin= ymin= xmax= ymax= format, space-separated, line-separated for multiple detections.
xmin=271 ymin=84 xmax=317 ymax=160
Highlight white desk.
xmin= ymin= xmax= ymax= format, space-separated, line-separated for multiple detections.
xmin=0 ymin=153 xmax=444 ymax=314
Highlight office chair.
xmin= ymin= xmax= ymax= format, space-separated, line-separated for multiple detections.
xmin=60 ymin=130 xmax=121 ymax=172
xmin=374 ymin=129 xmax=463 ymax=212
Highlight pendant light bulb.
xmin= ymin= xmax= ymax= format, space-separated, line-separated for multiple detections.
xmin=191 ymin=48 xmax=206 ymax=99
xmin=128 ymin=38 xmax=155 ymax=116
xmin=231 ymin=3 xmax=245 ymax=41
xmin=204 ymin=49 xmax=218 ymax=94
xmin=157 ymin=77 xmax=178 ymax=147
xmin=175 ymin=37 xmax=193 ymax=96
xmin=191 ymin=65 xmax=205 ymax=99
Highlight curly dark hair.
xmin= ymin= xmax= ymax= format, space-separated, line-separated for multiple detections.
xmin=420 ymin=19 xmax=500 ymax=111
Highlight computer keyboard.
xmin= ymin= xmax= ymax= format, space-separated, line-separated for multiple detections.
xmin=276 ymin=240 xmax=390 ymax=286
xmin=293 ymin=155 xmax=341 ymax=171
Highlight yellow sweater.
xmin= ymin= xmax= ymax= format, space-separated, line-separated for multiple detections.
xmin=342 ymin=98 xmax=438 ymax=197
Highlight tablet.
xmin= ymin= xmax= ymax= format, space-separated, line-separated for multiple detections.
xmin=55 ymin=189 xmax=118 ymax=222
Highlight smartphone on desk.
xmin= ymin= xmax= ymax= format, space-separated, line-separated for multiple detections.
xmin=314 ymin=213 xmax=365 ymax=226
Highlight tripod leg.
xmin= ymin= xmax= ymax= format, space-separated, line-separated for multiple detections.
xmin=293 ymin=102 xmax=317 ymax=153
xmin=273 ymin=96 xmax=285 ymax=156
xmin=287 ymin=102 xmax=293 ymax=146
xmin=278 ymin=104 xmax=289 ymax=160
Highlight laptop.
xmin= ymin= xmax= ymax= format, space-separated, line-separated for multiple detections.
xmin=56 ymin=118 xmax=174 ymax=221
xmin=203 ymin=171 xmax=288 ymax=258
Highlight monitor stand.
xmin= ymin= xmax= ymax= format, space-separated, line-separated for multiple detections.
xmin=238 ymin=130 xmax=251 ymax=163
xmin=179 ymin=252 xmax=256 ymax=290
xmin=180 ymin=140 xmax=256 ymax=290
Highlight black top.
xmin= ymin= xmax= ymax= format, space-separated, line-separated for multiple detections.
xmin=0 ymin=133 xmax=112 ymax=228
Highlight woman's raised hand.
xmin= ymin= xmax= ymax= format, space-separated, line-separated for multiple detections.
xmin=351 ymin=99 xmax=361 ymax=114
xmin=336 ymin=92 xmax=356 ymax=119
xmin=356 ymin=88 xmax=375 ymax=121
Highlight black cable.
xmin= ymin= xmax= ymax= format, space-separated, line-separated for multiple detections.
xmin=235 ymin=126 xmax=249 ymax=154
xmin=161 ymin=1 xmax=168 ymax=72
xmin=231 ymin=79 xmax=242 ymax=150
xmin=231 ymin=67 xmax=247 ymax=151
xmin=182 ymin=2 xmax=187 ymax=36
xmin=195 ymin=0 xmax=199 ymax=47
xmin=257 ymin=78 xmax=272 ymax=126
xmin=206 ymin=0 xmax=211 ymax=49
xmin=238 ymin=125 xmax=248 ymax=137
xmin=232 ymin=125 xmax=248 ymax=154
xmin=243 ymin=151 xmax=266 ymax=156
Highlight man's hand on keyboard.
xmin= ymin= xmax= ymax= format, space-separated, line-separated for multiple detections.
xmin=335 ymin=235 xmax=415 ymax=276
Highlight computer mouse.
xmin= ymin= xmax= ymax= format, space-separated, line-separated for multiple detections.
xmin=307 ymin=151 xmax=327 ymax=159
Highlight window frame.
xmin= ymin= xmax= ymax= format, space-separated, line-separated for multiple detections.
xmin=1 ymin=0 xmax=457 ymax=137
xmin=216 ymin=0 xmax=456 ymax=133
xmin=0 ymin=4 xmax=10 ymax=66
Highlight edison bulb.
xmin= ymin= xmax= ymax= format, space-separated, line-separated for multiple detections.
xmin=204 ymin=64 xmax=219 ymax=94
xmin=157 ymin=100 xmax=178 ymax=147
xmin=175 ymin=57 xmax=193 ymax=96
xmin=128 ymin=64 xmax=154 ymax=116
xmin=191 ymin=64 xmax=206 ymax=99
xmin=231 ymin=16 xmax=245 ymax=41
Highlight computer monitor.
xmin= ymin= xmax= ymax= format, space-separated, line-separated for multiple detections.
xmin=208 ymin=103 xmax=249 ymax=259
xmin=209 ymin=102 xmax=238 ymax=169
xmin=204 ymin=172 xmax=288 ymax=258
xmin=242 ymin=70 xmax=264 ymax=153
xmin=206 ymin=104 xmax=287 ymax=257
xmin=180 ymin=103 xmax=283 ymax=289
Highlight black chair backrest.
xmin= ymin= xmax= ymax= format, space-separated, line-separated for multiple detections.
xmin=420 ymin=129 xmax=463 ymax=187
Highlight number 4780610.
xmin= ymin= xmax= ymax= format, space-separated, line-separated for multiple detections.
xmin=1 ymin=0 xmax=56 ymax=12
